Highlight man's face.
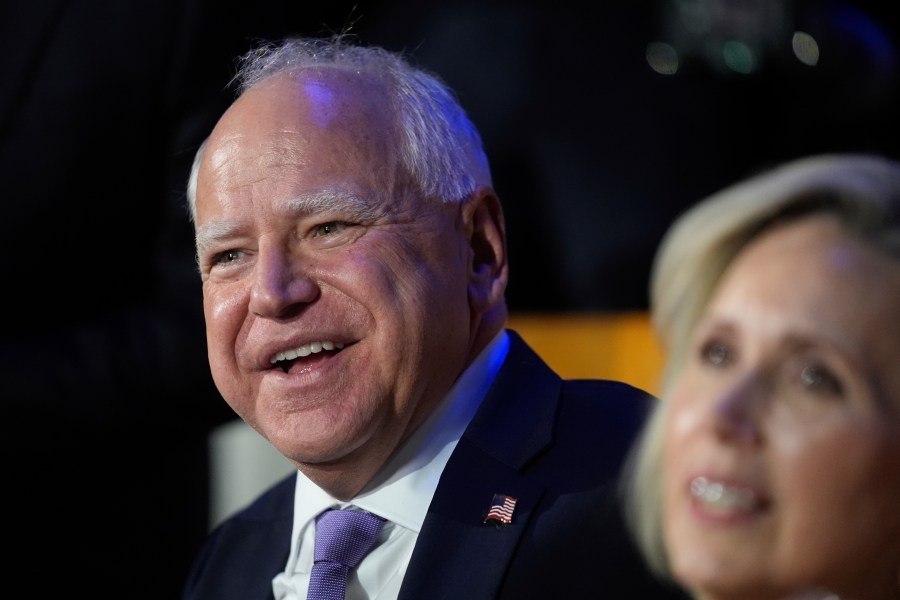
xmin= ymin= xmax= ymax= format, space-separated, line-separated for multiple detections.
xmin=193 ymin=71 xmax=479 ymax=494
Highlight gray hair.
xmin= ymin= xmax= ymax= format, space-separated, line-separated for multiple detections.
xmin=186 ymin=34 xmax=491 ymax=223
xmin=621 ymin=153 xmax=900 ymax=584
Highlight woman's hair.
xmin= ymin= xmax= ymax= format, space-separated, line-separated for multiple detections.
xmin=621 ymin=153 xmax=900 ymax=581
xmin=186 ymin=34 xmax=491 ymax=223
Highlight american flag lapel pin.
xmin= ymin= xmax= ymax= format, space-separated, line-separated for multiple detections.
xmin=483 ymin=493 xmax=517 ymax=526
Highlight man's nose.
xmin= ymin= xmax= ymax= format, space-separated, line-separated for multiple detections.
xmin=248 ymin=247 xmax=320 ymax=318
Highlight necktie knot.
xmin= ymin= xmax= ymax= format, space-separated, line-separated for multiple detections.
xmin=307 ymin=509 xmax=386 ymax=600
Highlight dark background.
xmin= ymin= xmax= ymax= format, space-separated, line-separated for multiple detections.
xmin=337 ymin=0 xmax=900 ymax=311
xmin=2 ymin=1 xmax=896 ymax=596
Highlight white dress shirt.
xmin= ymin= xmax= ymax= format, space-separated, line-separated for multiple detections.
xmin=272 ymin=330 xmax=510 ymax=600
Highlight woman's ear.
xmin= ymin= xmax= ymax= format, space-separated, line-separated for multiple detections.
xmin=462 ymin=186 xmax=509 ymax=312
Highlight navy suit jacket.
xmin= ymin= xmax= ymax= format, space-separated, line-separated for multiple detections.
xmin=183 ymin=330 xmax=687 ymax=599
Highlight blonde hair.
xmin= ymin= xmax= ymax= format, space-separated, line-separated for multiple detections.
xmin=620 ymin=153 xmax=900 ymax=584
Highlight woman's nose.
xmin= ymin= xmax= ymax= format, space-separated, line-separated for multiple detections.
xmin=708 ymin=374 xmax=766 ymax=445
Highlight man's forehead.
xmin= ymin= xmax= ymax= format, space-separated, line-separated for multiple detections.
xmin=209 ymin=70 xmax=391 ymax=152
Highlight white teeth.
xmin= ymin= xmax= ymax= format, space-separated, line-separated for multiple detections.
xmin=270 ymin=341 xmax=345 ymax=364
xmin=690 ymin=476 xmax=757 ymax=511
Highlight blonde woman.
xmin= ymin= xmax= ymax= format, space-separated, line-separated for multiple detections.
xmin=623 ymin=154 xmax=900 ymax=600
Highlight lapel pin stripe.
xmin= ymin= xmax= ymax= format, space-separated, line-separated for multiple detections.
xmin=483 ymin=493 xmax=517 ymax=526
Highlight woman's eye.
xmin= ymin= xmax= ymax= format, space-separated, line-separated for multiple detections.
xmin=799 ymin=362 xmax=844 ymax=397
xmin=700 ymin=340 xmax=731 ymax=367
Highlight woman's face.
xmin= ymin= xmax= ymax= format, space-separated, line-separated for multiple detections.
xmin=662 ymin=215 xmax=900 ymax=600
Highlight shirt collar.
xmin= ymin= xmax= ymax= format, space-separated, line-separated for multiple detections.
xmin=290 ymin=329 xmax=510 ymax=535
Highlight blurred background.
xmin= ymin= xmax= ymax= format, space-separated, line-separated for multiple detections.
xmin=3 ymin=1 xmax=896 ymax=595
xmin=346 ymin=0 xmax=900 ymax=311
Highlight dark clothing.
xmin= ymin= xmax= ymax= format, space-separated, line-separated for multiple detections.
xmin=183 ymin=330 xmax=687 ymax=599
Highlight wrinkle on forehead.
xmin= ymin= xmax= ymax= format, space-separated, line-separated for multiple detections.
xmin=208 ymin=134 xmax=309 ymax=174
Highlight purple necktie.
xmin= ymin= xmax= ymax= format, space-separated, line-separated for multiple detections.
xmin=306 ymin=509 xmax=386 ymax=600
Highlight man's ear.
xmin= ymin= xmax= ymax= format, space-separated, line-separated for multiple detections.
xmin=462 ymin=186 xmax=509 ymax=311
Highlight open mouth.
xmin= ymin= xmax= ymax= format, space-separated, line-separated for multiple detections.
xmin=689 ymin=475 xmax=760 ymax=512
xmin=269 ymin=340 xmax=346 ymax=373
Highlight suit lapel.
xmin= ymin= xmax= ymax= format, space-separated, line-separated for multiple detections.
xmin=399 ymin=331 xmax=560 ymax=599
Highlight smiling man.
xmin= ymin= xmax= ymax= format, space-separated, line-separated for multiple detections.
xmin=182 ymin=35 xmax=685 ymax=600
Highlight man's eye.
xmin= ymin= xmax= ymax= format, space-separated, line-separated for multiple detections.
xmin=212 ymin=249 xmax=244 ymax=265
xmin=799 ymin=363 xmax=844 ymax=397
xmin=313 ymin=221 xmax=347 ymax=236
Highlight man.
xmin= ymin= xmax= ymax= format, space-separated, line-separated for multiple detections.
xmin=183 ymin=35 xmax=686 ymax=599
xmin=0 ymin=2 xmax=339 ymax=594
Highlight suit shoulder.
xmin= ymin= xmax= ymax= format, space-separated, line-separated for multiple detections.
xmin=562 ymin=378 xmax=657 ymax=414
xmin=553 ymin=378 xmax=658 ymax=458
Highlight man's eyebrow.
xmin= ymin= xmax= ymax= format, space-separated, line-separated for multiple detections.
xmin=285 ymin=190 xmax=379 ymax=221
xmin=194 ymin=190 xmax=380 ymax=255
xmin=195 ymin=220 xmax=240 ymax=257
